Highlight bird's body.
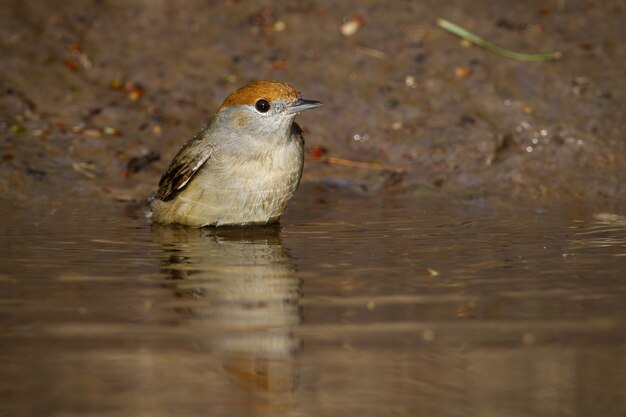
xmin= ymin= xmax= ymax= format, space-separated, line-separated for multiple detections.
xmin=149 ymin=80 xmax=321 ymax=227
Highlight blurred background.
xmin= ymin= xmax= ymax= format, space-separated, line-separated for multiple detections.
xmin=1 ymin=0 xmax=624 ymax=203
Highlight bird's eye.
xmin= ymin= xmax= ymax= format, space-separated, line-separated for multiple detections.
xmin=255 ymin=99 xmax=271 ymax=113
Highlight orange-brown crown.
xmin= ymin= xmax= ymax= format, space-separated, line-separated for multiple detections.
xmin=221 ymin=80 xmax=300 ymax=107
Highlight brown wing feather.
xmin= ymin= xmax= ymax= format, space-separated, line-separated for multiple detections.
xmin=154 ymin=129 xmax=212 ymax=202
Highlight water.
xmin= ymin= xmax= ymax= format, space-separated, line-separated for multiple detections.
xmin=1 ymin=187 xmax=625 ymax=417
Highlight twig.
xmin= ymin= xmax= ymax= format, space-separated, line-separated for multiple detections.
xmin=357 ymin=47 xmax=389 ymax=60
xmin=437 ymin=19 xmax=562 ymax=62
xmin=316 ymin=156 xmax=406 ymax=173
xmin=72 ymin=162 xmax=98 ymax=179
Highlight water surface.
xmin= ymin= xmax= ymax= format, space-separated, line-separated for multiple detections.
xmin=1 ymin=187 xmax=625 ymax=416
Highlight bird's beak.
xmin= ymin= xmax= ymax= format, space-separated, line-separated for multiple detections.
xmin=288 ymin=98 xmax=323 ymax=114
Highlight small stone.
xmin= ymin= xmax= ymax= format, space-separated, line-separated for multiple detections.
xmin=341 ymin=15 xmax=364 ymax=36
xmin=404 ymin=75 xmax=417 ymax=88
xmin=128 ymin=88 xmax=143 ymax=101
xmin=455 ymin=66 xmax=473 ymax=78
xmin=427 ymin=268 xmax=439 ymax=276
xmin=103 ymin=127 xmax=120 ymax=136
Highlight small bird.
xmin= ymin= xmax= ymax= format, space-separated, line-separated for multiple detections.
xmin=149 ymin=80 xmax=322 ymax=227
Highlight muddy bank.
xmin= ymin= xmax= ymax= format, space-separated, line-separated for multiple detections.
xmin=0 ymin=0 xmax=624 ymax=204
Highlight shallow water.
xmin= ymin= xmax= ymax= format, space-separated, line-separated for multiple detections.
xmin=1 ymin=188 xmax=625 ymax=417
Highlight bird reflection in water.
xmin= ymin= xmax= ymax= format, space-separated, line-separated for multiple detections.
xmin=152 ymin=224 xmax=301 ymax=410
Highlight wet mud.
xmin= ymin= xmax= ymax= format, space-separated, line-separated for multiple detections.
xmin=0 ymin=0 xmax=624 ymax=203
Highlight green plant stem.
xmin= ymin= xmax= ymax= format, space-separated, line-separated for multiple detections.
xmin=437 ymin=19 xmax=562 ymax=62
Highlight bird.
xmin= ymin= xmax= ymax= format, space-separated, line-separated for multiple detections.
xmin=149 ymin=80 xmax=322 ymax=227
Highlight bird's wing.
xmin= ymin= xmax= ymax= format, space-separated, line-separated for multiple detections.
xmin=154 ymin=130 xmax=212 ymax=202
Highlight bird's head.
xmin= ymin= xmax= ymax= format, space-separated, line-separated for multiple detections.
xmin=215 ymin=80 xmax=322 ymax=136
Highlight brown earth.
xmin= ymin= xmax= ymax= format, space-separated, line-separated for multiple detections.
xmin=0 ymin=0 xmax=624 ymax=206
